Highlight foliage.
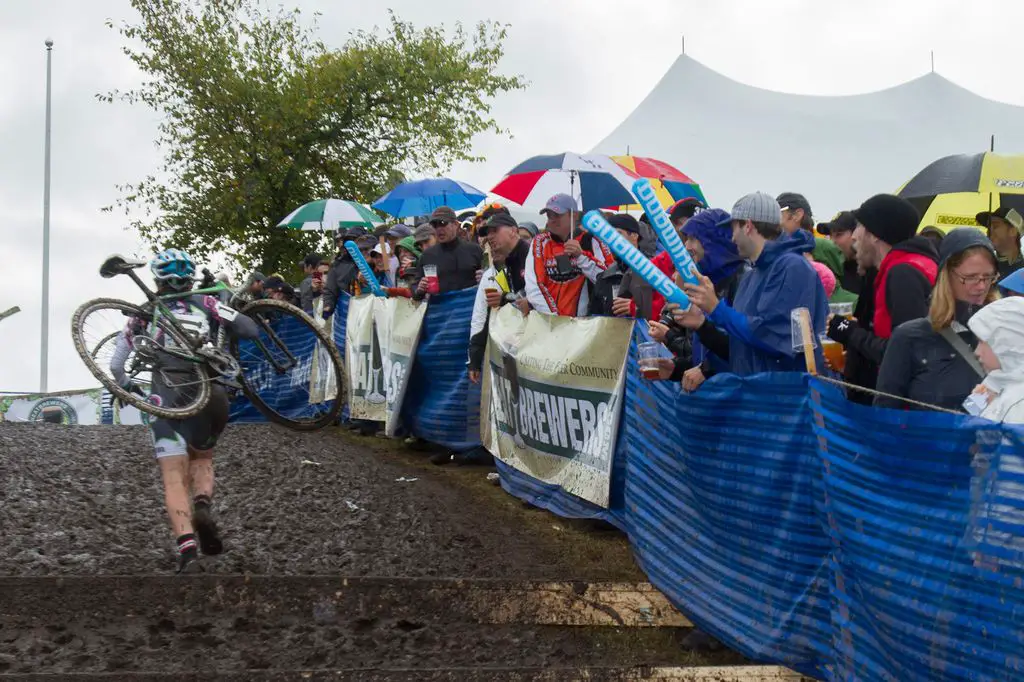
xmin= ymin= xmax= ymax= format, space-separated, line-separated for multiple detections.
xmin=102 ymin=0 xmax=525 ymax=276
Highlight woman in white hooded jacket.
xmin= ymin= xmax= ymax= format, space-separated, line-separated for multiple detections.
xmin=965 ymin=297 xmax=1024 ymax=572
xmin=968 ymin=297 xmax=1024 ymax=422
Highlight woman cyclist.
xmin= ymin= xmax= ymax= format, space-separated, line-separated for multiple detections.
xmin=109 ymin=249 xmax=258 ymax=573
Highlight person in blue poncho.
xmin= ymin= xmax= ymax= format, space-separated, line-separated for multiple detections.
xmin=672 ymin=192 xmax=828 ymax=378
xmin=649 ymin=208 xmax=750 ymax=391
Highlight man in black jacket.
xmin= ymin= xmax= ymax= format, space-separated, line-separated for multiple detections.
xmin=826 ymin=195 xmax=938 ymax=404
xmin=593 ymin=214 xmax=656 ymax=319
xmin=413 ymin=206 xmax=483 ymax=299
xmin=468 ymin=213 xmax=530 ymax=383
xmin=298 ymin=253 xmax=324 ymax=313
xmin=322 ymin=227 xmax=367 ymax=317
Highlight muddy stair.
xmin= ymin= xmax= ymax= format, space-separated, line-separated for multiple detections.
xmin=0 ymin=576 xmax=808 ymax=680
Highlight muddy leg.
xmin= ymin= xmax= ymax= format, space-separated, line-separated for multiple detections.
xmin=157 ymin=455 xmax=193 ymax=538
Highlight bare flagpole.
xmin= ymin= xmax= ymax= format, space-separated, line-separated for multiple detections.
xmin=41 ymin=38 xmax=54 ymax=393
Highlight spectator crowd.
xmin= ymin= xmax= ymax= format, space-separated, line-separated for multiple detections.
xmin=261 ymin=190 xmax=1024 ymax=429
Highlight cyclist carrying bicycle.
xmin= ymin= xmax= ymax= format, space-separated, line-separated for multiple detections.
xmin=109 ymin=249 xmax=258 ymax=573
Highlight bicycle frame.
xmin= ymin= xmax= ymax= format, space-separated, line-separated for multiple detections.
xmin=122 ymin=269 xmax=299 ymax=376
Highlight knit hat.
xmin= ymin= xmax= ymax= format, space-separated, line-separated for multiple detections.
xmin=937 ymin=227 xmax=997 ymax=270
xmin=852 ymin=194 xmax=920 ymax=246
xmin=518 ymin=221 xmax=540 ymax=237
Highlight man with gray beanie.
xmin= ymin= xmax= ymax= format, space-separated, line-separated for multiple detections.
xmin=826 ymin=194 xmax=938 ymax=403
xmin=675 ymin=191 xmax=828 ymax=376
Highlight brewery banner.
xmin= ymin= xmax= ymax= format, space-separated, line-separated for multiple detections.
xmin=345 ymin=295 xmax=426 ymax=428
xmin=373 ymin=297 xmax=427 ymax=436
xmin=0 ymin=388 xmax=147 ymax=425
xmin=481 ymin=306 xmax=632 ymax=508
xmin=308 ymin=298 xmax=341 ymax=405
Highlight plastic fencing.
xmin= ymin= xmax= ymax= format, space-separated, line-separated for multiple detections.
xmin=230 ymin=299 xmax=1024 ymax=681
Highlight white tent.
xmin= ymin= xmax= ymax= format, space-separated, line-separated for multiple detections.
xmin=591 ymin=55 xmax=1024 ymax=221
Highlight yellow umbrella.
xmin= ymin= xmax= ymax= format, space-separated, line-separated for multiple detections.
xmin=898 ymin=152 xmax=1024 ymax=232
xmin=915 ymin=192 xmax=1005 ymax=233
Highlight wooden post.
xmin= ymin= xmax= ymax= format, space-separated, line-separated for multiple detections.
xmin=798 ymin=307 xmax=817 ymax=376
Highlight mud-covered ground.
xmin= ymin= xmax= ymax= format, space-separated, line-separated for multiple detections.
xmin=0 ymin=423 xmax=755 ymax=677
xmin=0 ymin=423 xmax=640 ymax=578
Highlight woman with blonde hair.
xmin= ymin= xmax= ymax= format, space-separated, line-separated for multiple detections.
xmin=875 ymin=228 xmax=1000 ymax=411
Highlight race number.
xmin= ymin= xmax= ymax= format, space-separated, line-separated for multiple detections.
xmin=215 ymin=302 xmax=239 ymax=322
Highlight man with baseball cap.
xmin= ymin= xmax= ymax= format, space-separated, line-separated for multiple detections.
xmin=977 ymin=206 xmax=1024 ymax=278
xmin=777 ymin=192 xmax=814 ymax=235
xmin=587 ymin=214 xmax=657 ymax=319
xmin=825 ymin=194 xmax=938 ymax=404
xmin=468 ymin=213 xmax=531 ymax=383
xmin=412 ymin=206 xmax=483 ymax=298
xmin=819 ymin=211 xmax=862 ymax=295
xmin=674 ymin=191 xmax=828 ymax=376
xmin=525 ymin=193 xmax=613 ymax=316
xmin=413 ymin=223 xmax=437 ymax=250
xmin=668 ymin=197 xmax=706 ymax=232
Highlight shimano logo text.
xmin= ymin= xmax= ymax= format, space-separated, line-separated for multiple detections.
xmin=632 ymin=179 xmax=701 ymax=285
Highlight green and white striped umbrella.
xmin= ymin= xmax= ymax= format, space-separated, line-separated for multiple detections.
xmin=277 ymin=199 xmax=383 ymax=232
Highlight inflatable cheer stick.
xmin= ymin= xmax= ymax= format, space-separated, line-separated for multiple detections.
xmin=632 ymin=178 xmax=701 ymax=286
xmin=582 ymin=211 xmax=691 ymax=311
xmin=344 ymin=241 xmax=387 ymax=297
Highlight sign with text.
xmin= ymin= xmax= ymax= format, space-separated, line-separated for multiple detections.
xmin=482 ymin=307 xmax=632 ymax=508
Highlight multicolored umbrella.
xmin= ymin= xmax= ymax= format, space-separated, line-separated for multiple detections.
xmin=277 ymin=199 xmax=382 ymax=232
xmin=898 ymin=153 xmax=1024 ymax=231
xmin=489 ymin=153 xmax=640 ymax=211
xmin=610 ymin=155 xmax=706 ymax=210
xmin=372 ymin=178 xmax=487 ymax=218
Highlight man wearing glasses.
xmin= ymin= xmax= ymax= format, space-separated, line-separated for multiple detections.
xmin=826 ymin=194 xmax=938 ymax=403
xmin=413 ymin=206 xmax=484 ymax=299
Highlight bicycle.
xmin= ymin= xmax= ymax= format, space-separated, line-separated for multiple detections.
xmin=72 ymin=255 xmax=346 ymax=431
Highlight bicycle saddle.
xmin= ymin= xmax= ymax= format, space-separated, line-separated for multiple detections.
xmin=100 ymin=254 xmax=148 ymax=279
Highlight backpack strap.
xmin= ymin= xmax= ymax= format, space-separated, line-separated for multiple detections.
xmin=938 ymin=327 xmax=986 ymax=379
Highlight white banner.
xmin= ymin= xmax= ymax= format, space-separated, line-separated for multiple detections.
xmin=345 ymin=295 xmax=427 ymax=425
xmin=309 ymin=298 xmax=340 ymax=404
xmin=373 ymin=297 xmax=427 ymax=435
xmin=0 ymin=389 xmax=151 ymax=425
xmin=482 ymin=307 xmax=633 ymax=508
xmin=345 ymin=295 xmax=387 ymax=421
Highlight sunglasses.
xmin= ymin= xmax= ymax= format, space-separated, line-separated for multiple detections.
xmin=163 ymin=276 xmax=193 ymax=288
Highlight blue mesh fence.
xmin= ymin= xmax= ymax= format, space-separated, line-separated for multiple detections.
xmin=229 ymin=297 xmax=1024 ymax=681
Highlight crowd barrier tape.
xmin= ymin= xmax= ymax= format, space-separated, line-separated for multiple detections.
xmin=226 ymin=294 xmax=1024 ymax=680
xmin=633 ymin=178 xmax=702 ymax=285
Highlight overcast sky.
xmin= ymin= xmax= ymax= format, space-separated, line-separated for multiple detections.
xmin=3 ymin=0 xmax=1024 ymax=393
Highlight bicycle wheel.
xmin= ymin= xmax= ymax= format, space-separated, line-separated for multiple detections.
xmin=71 ymin=297 xmax=211 ymax=420
xmin=230 ymin=298 xmax=346 ymax=431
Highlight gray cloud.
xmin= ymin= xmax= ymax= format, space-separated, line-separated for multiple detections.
xmin=2 ymin=0 xmax=1023 ymax=392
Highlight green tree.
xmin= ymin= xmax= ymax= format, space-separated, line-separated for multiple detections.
xmin=102 ymin=0 xmax=525 ymax=276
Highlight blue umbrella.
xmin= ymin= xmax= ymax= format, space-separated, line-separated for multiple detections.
xmin=372 ymin=178 xmax=487 ymax=218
